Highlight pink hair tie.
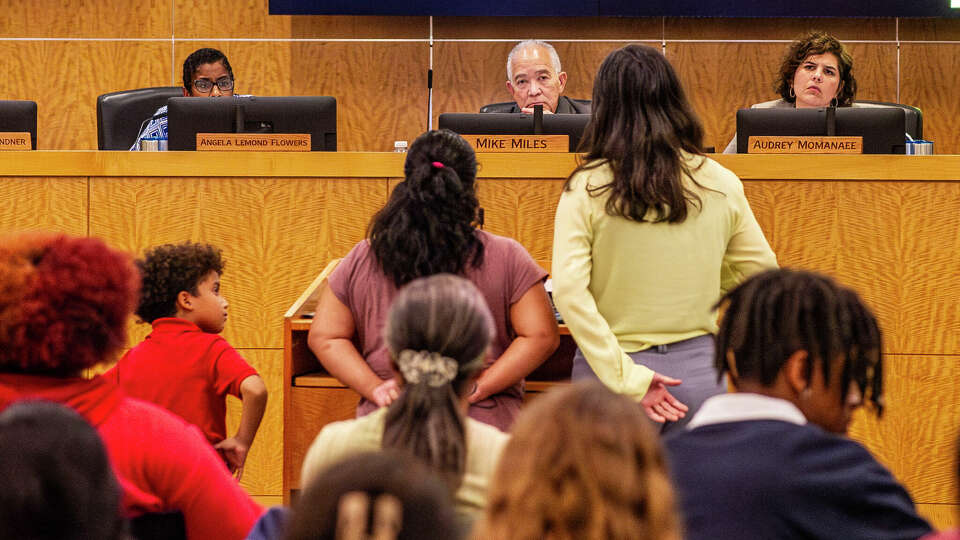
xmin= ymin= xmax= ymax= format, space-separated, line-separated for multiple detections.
xmin=431 ymin=161 xmax=445 ymax=169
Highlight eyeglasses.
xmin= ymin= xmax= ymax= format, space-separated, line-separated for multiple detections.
xmin=192 ymin=77 xmax=234 ymax=93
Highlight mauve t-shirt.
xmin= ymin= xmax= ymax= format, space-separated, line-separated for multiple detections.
xmin=328 ymin=230 xmax=547 ymax=432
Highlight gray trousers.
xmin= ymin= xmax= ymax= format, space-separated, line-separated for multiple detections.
xmin=571 ymin=334 xmax=725 ymax=435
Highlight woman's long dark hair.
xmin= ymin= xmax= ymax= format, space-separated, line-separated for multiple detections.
xmin=368 ymin=130 xmax=484 ymax=288
xmin=569 ymin=44 xmax=708 ymax=224
xmin=382 ymin=275 xmax=494 ymax=494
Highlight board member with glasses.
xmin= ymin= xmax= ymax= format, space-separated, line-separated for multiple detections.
xmin=131 ymin=47 xmax=248 ymax=150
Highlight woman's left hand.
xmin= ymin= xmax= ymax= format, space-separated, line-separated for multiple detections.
xmin=640 ymin=372 xmax=688 ymax=423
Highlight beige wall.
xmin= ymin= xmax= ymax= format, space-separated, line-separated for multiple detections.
xmin=1 ymin=3 xmax=960 ymax=152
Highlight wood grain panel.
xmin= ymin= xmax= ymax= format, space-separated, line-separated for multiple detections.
xmin=899 ymin=182 xmax=960 ymax=355
xmin=0 ymin=0 xmax=171 ymax=38
xmin=252 ymin=495 xmax=283 ymax=507
xmin=664 ymin=17 xmax=897 ymax=41
xmin=285 ymin=385 xmax=359 ymax=491
xmin=175 ymin=0 xmax=427 ymax=39
xmin=842 ymin=43 xmax=900 ymax=103
xmin=915 ymin=504 xmax=959 ymax=532
xmin=290 ymin=42 xmax=428 ymax=151
xmin=901 ymin=44 xmax=960 ymax=155
xmin=226 ymin=349 xmax=283 ymax=496
xmin=89 ymin=176 xmax=388 ymax=349
xmin=0 ymin=177 xmax=87 ymax=236
xmin=741 ymin=180 xmax=839 ymax=275
xmin=0 ymin=42 xmax=173 ymax=150
xmin=668 ymin=43 xmax=898 ymax=153
xmin=433 ymin=41 xmax=624 ymax=122
xmin=848 ymin=354 xmax=960 ymax=507
xmin=668 ymin=43 xmax=784 ymax=152
xmin=834 ymin=182 xmax=904 ymax=352
xmin=434 ymin=16 xmax=661 ymax=39
xmin=477 ymin=178 xmax=564 ymax=263
xmin=899 ymin=17 xmax=960 ymax=41
xmin=475 ymin=178 xmax=522 ymax=239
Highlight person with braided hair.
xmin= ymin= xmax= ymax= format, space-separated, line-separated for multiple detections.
xmin=308 ymin=129 xmax=559 ymax=432
xmin=664 ymin=268 xmax=932 ymax=540
xmin=301 ymin=274 xmax=509 ymax=523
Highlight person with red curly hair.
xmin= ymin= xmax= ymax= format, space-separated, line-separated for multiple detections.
xmin=0 ymin=232 xmax=263 ymax=540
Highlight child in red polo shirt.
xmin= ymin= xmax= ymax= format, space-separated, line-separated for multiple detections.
xmin=106 ymin=242 xmax=267 ymax=479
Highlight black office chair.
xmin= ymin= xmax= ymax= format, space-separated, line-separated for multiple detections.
xmin=855 ymin=100 xmax=923 ymax=140
xmin=96 ymin=86 xmax=182 ymax=150
xmin=478 ymin=99 xmax=591 ymax=113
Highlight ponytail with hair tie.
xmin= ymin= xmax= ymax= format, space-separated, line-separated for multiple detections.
xmin=368 ymin=129 xmax=484 ymax=287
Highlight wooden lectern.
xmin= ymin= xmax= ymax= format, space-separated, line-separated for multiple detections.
xmin=281 ymin=260 xmax=575 ymax=503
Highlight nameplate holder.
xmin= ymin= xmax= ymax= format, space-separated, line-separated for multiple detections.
xmin=464 ymin=134 xmax=568 ymax=153
xmin=748 ymin=136 xmax=862 ymax=154
xmin=0 ymin=132 xmax=31 ymax=150
xmin=196 ymin=133 xmax=311 ymax=152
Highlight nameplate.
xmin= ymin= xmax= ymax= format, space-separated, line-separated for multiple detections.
xmin=0 ymin=132 xmax=31 ymax=150
xmin=196 ymin=133 xmax=311 ymax=151
xmin=748 ymin=136 xmax=862 ymax=154
xmin=464 ymin=134 xmax=568 ymax=153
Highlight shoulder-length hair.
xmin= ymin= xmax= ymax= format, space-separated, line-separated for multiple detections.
xmin=569 ymin=44 xmax=707 ymax=224
xmin=368 ymin=129 xmax=484 ymax=288
xmin=474 ymin=380 xmax=682 ymax=540
xmin=774 ymin=31 xmax=857 ymax=107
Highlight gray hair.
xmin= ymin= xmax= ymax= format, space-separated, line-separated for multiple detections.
xmin=382 ymin=274 xmax=495 ymax=495
xmin=507 ymin=39 xmax=562 ymax=81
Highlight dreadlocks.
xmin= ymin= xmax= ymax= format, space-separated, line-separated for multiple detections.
xmin=715 ymin=268 xmax=883 ymax=415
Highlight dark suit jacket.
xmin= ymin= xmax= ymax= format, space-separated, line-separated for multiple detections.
xmin=480 ymin=96 xmax=591 ymax=114
xmin=665 ymin=420 xmax=932 ymax=540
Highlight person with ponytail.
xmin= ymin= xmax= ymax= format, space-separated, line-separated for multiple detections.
xmin=308 ymin=129 xmax=559 ymax=432
xmin=301 ymin=274 xmax=510 ymax=521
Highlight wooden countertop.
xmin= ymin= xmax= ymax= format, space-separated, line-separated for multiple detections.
xmin=1 ymin=151 xmax=959 ymax=181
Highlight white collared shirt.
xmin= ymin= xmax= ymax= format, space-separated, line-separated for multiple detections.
xmin=686 ymin=392 xmax=808 ymax=430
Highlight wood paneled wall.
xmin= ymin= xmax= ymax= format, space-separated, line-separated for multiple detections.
xmin=2 ymin=153 xmax=957 ymax=529
xmin=2 ymin=3 xmax=960 ymax=152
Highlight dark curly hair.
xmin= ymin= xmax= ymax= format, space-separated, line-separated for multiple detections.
xmin=368 ymin=129 xmax=484 ymax=288
xmin=135 ymin=242 xmax=224 ymax=324
xmin=0 ymin=233 xmax=139 ymax=375
xmin=775 ymin=31 xmax=857 ymax=107
xmin=182 ymin=48 xmax=233 ymax=91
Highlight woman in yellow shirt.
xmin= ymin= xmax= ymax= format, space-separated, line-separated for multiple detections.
xmin=552 ymin=44 xmax=777 ymax=433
